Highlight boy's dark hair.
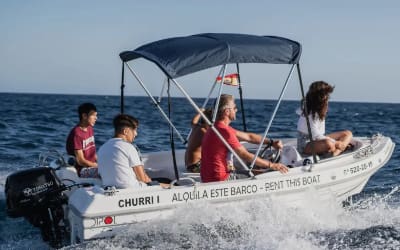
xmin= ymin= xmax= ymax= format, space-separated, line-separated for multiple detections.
xmin=113 ymin=114 xmax=139 ymax=133
xmin=78 ymin=103 xmax=97 ymax=120
xmin=200 ymin=108 xmax=213 ymax=125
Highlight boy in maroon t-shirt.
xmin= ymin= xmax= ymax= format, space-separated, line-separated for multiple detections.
xmin=66 ymin=103 xmax=98 ymax=177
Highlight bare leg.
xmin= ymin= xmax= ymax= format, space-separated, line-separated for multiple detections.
xmin=303 ymin=139 xmax=336 ymax=156
xmin=327 ymin=130 xmax=353 ymax=155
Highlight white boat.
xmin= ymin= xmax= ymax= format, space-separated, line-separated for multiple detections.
xmin=5 ymin=33 xmax=395 ymax=248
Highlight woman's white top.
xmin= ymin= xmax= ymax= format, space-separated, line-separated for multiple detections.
xmin=296 ymin=108 xmax=326 ymax=140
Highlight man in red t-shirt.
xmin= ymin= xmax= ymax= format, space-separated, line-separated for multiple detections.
xmin=66 ymin=103 xmax=98 ymax=177
xmin=201 ymin=94 xmax=288 ymax=182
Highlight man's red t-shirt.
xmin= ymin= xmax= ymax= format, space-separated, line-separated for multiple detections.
xmin=200 ymin=121 xmax=242 ymax=182
xmin=66 ymin=125 xmax=96 ymax=174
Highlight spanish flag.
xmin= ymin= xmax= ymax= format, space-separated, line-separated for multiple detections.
xmin=216 ymin=73 xmax=239 ymax=86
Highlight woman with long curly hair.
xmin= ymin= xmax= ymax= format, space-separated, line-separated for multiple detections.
xmin=297 ymin=81 xmax=353 ymax=156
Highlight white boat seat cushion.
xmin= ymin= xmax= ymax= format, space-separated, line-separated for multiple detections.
xmin=56 ymin=167 xmax=102 ymax=186
xmin=280 ymin=145 xmax=303 ymax=167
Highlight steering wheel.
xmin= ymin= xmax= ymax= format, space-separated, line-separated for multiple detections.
xmin=258 ymin=144 xmax=281 ymax=163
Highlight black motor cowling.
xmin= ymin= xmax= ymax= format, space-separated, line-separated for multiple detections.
xmin=5 ymin=167 xmax=64 ymax=217
xmin=5 ymin=167 xmax=70 ymax=248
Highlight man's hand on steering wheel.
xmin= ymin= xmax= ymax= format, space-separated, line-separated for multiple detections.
xmin=272 ymin=139 xmax=283 ymax=150
xmin=269 ymin=162 xmax=288 ymax=173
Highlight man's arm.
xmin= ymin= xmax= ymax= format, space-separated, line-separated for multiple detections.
xmin=75 ymin=150 xmax=97 ymax=168
xmin=235 ymin=131 xmax=283 ymax=150
xmin=234 ymin=146 xmax=288 ymax=173
xmin=133 ymin=165 xmax=152 ymax=183
xmin=191 ymin=108 xmax=205 ymax=127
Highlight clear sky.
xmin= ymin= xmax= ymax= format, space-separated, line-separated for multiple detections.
xmin=1 ymin=1 xmax=399 ymax=103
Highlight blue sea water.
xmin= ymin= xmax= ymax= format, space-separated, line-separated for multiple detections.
xmin=0 ymin=93 xmax=399 ymax=249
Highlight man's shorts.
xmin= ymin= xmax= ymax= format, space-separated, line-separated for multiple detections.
xmin=186 ymin=161 xmax=201 ymax=173
xmin=297 ymin=131 xmax=310 ymax=153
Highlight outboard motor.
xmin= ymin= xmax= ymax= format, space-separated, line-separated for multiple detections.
xmin=5 ymin=167 xmax=69 ymax=248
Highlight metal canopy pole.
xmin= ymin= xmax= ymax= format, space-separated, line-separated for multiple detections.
xmin=249 ymin=64 xmax=296 ymax=170
xmin=201 ymin=65 xmax=225 ymax=109
xmin=124 ymin=62 xmax=186 ymax=143
xmin=297 ymin=63 xmax=318 ymax=168
xmin=167 ymin=79 xmax=180 ymax=181
xmin=185 ymin=65 xmax=225 ymax=143
xmin=157 ymin=78 xmax=168 ymax=103
xmin=211 ymin=64 xmax=227 ymax=123
xmin=120 ymin=61 xmax=125 ymax=114
xmin=170 ymin=76 xmax=254 ymax=176
xmin=236 ymin=63 xmax=247 ymax=132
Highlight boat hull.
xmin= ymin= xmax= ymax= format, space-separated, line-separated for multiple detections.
xmin=66 ymin=135 xmax=395 ymax=243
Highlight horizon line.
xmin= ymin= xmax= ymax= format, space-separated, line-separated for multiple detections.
xmin=0 ymin=91 xmax=398 ymax=105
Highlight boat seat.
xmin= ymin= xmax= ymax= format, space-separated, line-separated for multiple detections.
xmin=297 ymin=138 xmax=364 ymax=161
xmin=280 ymin=145 xmax=304 ymax=167
xmin=171 ymin=177 xmax=198 ymax=186
xmin=56 ymin=166 xmax=102 ymax=186
xmin=180 ymin=172 xmax=201 ymax=182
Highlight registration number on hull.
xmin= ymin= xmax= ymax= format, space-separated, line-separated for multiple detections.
xmin=343 ymin=161 xmax=373 ymax=176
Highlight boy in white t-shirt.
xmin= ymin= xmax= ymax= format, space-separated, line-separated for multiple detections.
xmin=98 ymin=114 xmax=152 ymax=189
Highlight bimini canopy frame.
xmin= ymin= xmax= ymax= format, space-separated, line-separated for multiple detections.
xmin=119 ymin=33 xmax=318 ymax=177
xmin=120 ymin=33 xmax=301 ymax=79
